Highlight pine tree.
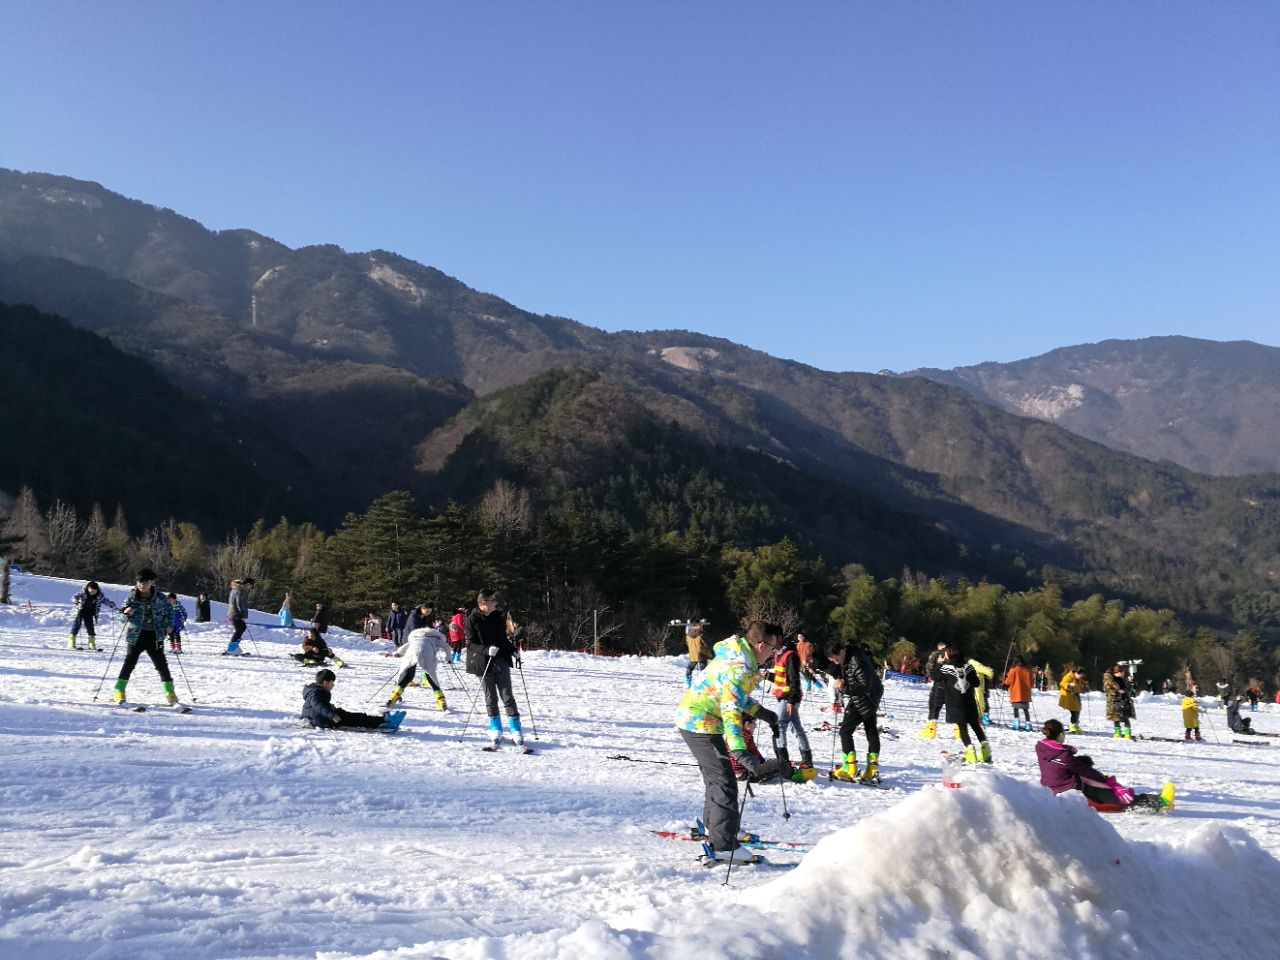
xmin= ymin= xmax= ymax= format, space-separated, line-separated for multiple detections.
xmin=6 ymin=487 xmax=48 ymax=569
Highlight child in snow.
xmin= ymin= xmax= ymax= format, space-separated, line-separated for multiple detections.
xmin=1181 ymin=692 xmax=1201 ymax=741
xmin=68 ymin=580 xmax=115 ymax=650
xmin=387 ymin=623 xmax=451 ymax=710
xmin=917 ymin=641 xmax=949 ymax=739
xmin=811 ymin=639 xmax=884 ymax=782
xmin=685 ymin=622 xmax=713 ymax=687
xmin=933 ymin=644 xmax=990 ymax=764
xmin=113 ymin=568 xmax=185 ymax=711
xmin=1104 ymin=664 xmax=1136 ymax=739
xmin=292 ymin=627 xmax=345 ymax=667
xmin=447 ymin=607 xmax=466 ymax=661
xmin=1036 ymin=718 xmax=1172 ymax=812
xmin=302 ymin=669 xmax=403 ymax=731
xmin=1003 ymin=656 xmax=1034 ymax=730
xmin=465 ymin=590 xmax=527 ymax=749
xmin=166 ymin=592 xmax=188 ymax=653
xmin=1059 ymin=666 xmax=1086 ymax=733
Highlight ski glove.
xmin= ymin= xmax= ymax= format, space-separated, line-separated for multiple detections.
xmin=754 ymin=706 xmax=780 ymax=738
xmin=487 ymin=646 xmax=500 ymax=657
xmin=731 ymin=750 xmax=761 ymax=776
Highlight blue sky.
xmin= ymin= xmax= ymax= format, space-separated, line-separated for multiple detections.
xmin=3 ymin=1 xmax=1277 ymax=372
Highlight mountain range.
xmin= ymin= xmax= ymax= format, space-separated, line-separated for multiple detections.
xmin=2 ymin=168 xmax=1278 ymax=627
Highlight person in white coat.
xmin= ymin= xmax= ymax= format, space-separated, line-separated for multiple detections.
xmin=386 ymin=625 xmax=452 ymax=710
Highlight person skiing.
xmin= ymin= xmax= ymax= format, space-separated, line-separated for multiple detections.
xmin=1215 ymin=678 xmax=1230 ymax=708
xmin=769 ymin=632 xmax=814 ymax=777
xmin=674 ymin=621 xmax=782 ymax=865
xmin=812 ymin=638 xmax=885 ymax=782
xmin=291 ymin=627 xmax=345 ymax=667
xmin=112 ymin=568 xmax=185 ymax=711
xmin=387 ymin=622 xmax=452 ymax=710
xmin=1181 ymin=691 xmax=1201 ymax=741
xmin=278 ymin=592 xmax=294 ymax=628
xmin=447 ymin=607 xmax=466 ymax=662
xmin=1227 ymin=696 xmax=1254 ymax=734
xmin=465 ymin=590 xmax=526 ymax=750
xmin=302 ymin=668 xmax=403 ymax=731
xmin=386 ymin=601 xmax=408 ymax=646
xmin=684 ymin=622 xmax=712 ymax=687
xmin=1003 ymin=656 xmax=1034 ymax=731
xmin=934 ymin=644 xmax=990 ymax=763
xmin=165 ymin=592 xmax=188 ymax=653
xmin=407 ymin=601 xmax=435 ymax=634
xmin=194 ymin=592 xmax=211 ymax=623
xmin=917 ymin=641 xmax=949 ymax=739
xmin=224 ymin=578 xmax=253 ymax=655
xmin=1059 ymin=666 xmax=1086 ymax=733
xmin=1104 ymin=664 xmax=1135 ymax=739
xmin=1036 ymin=718 xmax=1172 ymax=812
xmin=68 ymin=580 xmax=115 ymax=650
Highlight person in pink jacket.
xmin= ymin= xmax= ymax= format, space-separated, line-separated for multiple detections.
xmin=1035 ymin=718 xmax=1171 ymax=812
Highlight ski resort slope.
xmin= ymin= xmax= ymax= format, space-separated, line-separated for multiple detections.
xmin=2 ymin=571 xmax=1279 ymax=960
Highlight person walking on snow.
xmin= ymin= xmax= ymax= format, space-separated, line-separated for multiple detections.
xmin=917 ymin=641 xmax=949 ymax=739
xmin=812 ymin=639 xmax=885 ymax=782
xmin=684 ymin=622 xmax=713 ymax=687
xmin=312 ymin=600 xmax=331 ymax=635
xmin=113 ymin=568 xmax=185 ymax=711
xmin=68 ymin=580 xmax=115 ymax=650
xmin=795 ymin=631 xmax=821 ymax=692
xmin=769 ymin=633 xmax=815 ymax=777
xmin=1104 ymin=664 xmax=1135 ymax=739
xmin=387 ymin=623 xmax=452 ymax=710
xmin=1059 ymin=666 xmax=1086 ymax=733
xmin=1036 ymin=718 xmax=1172 ymax=812
xmin=224 ymin=578 xmax=253 ymax=655
xmin=1003 ymin=656 xmax=1034 ymax=730
xmin=1182 ymin=692 xmax=1201 ymax=741
xmin=165 ymin=592 xmax=187 ymax=653
xmin=302 ymin=668 xmax=403 ymax=731
xmin=447 ymin=607 xmax=466 ymax=662
xmin=465 ymin=590 xmax=525 ymax=749
xmin=675 ymin=622 xmax=782 ymax=864
xmin=386 ymin=601 xmax=408 ymax=646
xmin=934 ymin=644 xmax=990 ymax=763
xmin=194 ymin=592 xmax=211 ymax=623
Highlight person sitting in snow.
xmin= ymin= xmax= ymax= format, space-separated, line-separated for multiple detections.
xmin=387 ymin=621 xmax=451 ymax=710
xmin=1227 ymin=696 xmax=1254 ymax=735
xmin=292 ymin=627 xmax=345 ymax=668
xmin=302 ymin=668 xmax=402 ymax=730
xmin=68 ymin=580 xmax=116 ymax=651
xmin=1036 ymin=718 xmax=1172 ymax=812
xmin=1181 ymin=692 xmax=1201 ymax=741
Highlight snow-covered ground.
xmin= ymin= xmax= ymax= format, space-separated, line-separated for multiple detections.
xmin=2 ymin=571 xmax=1279 ymax=959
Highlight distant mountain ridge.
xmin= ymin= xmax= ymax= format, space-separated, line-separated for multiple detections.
xmin=903 ymin=337 xmax=1280 ymax=476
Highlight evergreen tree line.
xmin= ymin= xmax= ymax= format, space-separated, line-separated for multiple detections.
xmin=3 ymin=484 xmax=1278 ymax=693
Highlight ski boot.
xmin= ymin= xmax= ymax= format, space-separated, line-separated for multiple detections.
xmin=1068 ymin=723 xmax=1081 ymax=734
xmin=954 ymin=724 xmax=963 ymax=740
xmin=860 ymin=753 xmax=880 ymax=783
xmin=381 ymin=710 xmax=407 ymax=731
xmin=1158 ymin=782 xmax=1175 ymax=811
xmin=981 ymin=713 xmax=990 ymax=724
xmin=224 ymin=642 xmax=242 ymax=656
xmin=1123 ymin=726 xmax=1132 ymax=740
xmin=67 ymin=634 xmax=79 ymax=650
xmin=979 ymin=741 xmax=992 ymax=763
xmin=482 ymin=716 xmax=503 ymax=751
xmin=386 ymin=687 xmax=404 ymax=707
xmin=1112 ymin=727 xmax=1123 ymax=739
xmin=917 ymin=720 xmax=938 ymax=740
xmin=831 ymin=751 xmax=859 ymax=780
xmin=332 ymin=656 xmax=346 ymax=668
xmin=87 ymin=637 xmax=98 ymax=652
xmin=1194 ymin=730 xmax=1201 ymax=742
xmin=435 ymin=690 xmax=448 ymax=712
xmin=962 ymin=745 xmax=978 ymax=764
xmin=112 ymin=681 xmax=127 ymax=706
xmin=799 ymin=748 xmax=814 ymax=770
xmin=699 ymin=842 xmax=763 ymax=867
xmin=508 ymin=716 xmax=526 ymax=748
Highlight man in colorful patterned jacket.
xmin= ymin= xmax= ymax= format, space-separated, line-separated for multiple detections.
xmin=675 ymin=621 xmax=782 ymax=862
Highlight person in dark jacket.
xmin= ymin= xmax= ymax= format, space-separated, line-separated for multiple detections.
xmin=312 ymin=601 xmax=330 ymax=635
xmin=464 ymin=589 xmax=524 ymax=749
xmin=68 ymin=581 xmax=115 ymax=651
xmin=292 ymin=627 xmax=346 ymax=667
xmin=194 ymin=592 xmax=211 ymax=623
xmin=224 ymin=578 xmax=253 ymax=655
xmin=1036 ymin=718 xmax=1170 ymax=811
xmin=813 ymin=640 xmax=885 ymax=781
xmin=1227 ymin=696 xmax=1254 ymax=734
xmin=113 ymin=568 xmax=183 ymax=710
xmin=166 ymin=592 xmax=188 ymax=653
xmin=406 ymin=602 xmax=435 ymax=634
xmin=386 ymin=602 xmax=408 ymax=646
xmin=917 ymin=641 xmax=948 ymax=739
xmin=302 ymin=669 xmax=402 ymax=730
xmin=770 ymin=635 xmax=812 ymax=774
xmin=934 ymin=644 xmax=990 ymax=763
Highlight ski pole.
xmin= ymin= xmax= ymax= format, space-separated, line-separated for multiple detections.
xmin=1202 ymin=702 xmax=1223 ymax=744
xmin=773 ymin=735 xmax=791 ymax=821
xmin=91 ymin=620 xmax=128 ymax=701
xmin=723 ymin=782 xmax=753 ymax=887
xmin=170 ymin=641 xmax=198 ymax=702
xmin=515 ymin=658 xmax=539 ymax=740
xmin=459 ymin=655 xmax=493 ymax=742
xmin=366 ymin=665 xmax=401 ymax=704
xmin=605 ymin=754 xmax=698 ymax=767
xmin=246 ymin=624 xmax=263 ymax=657
xmin=444 ymin=656 xmax=470 ymax=694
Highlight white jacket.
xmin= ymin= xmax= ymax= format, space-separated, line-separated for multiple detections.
xmin=396 ymin=627 xmax=450 ymax=672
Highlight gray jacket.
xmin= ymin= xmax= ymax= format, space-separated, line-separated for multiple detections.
xmin=229 ymin=587 xmax=249 ymax=621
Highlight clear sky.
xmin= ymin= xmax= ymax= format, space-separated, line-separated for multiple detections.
xmin=2 ymin=1 xmax=1277 ymax=372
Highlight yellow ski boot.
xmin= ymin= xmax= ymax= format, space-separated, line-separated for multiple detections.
xmin=435 ymin=690 xmax=448 ymax=712
xmin=917 ymin=720 xmax=937 ymax=739
xmin=386 ymin=687 xmax=404 ymax=707
xmin=860 ymin=753 xmax=880 ymax=783
xmin=1159 ymin=782 xmax=1175 ymax=811
xmin=963 ymin=745 xmax=978 ymax=764
xmin=831 ymin=751 xmax=859 ymax=780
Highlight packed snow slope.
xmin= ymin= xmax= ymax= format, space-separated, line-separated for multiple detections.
xmin=2 ymin=572 xmax=1279 ymax=960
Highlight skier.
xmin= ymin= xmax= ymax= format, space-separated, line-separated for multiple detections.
xmin=292 ymin=627 xmax=345 ymax=667
xmin=769 ymin=632 xmax=813 ymax=776
xmin=387 ymin=622 xmax=451 ymax=710
xmin=970 ymin=657 xmax=994 ymax=723
xmin=112 ymin=568 xmax=185 ymax=711
xmin=1181 ymin=691 xmax=1201 ymax=741
xmin=934 ymin=644 xmax=990 ymax=763
xmin=224 ymin=578 xmax=253 ymax=655
xmin=1227 ymin=696 xmax=1254 ymax=735
xmin=407 ymin=601 xmax=435 ymax=634
xmin=1103 ymin=664 xmax=1135 ymax=739
xmin=447 ymin=607 xmax=466 ymax=662
xmin=302 ymin=668 xmax=403 ymax=731
xmin=1215 ymin=678 xmax=1230 ymax=708
xmin=674 ymin=621 xmax=782 ymax=864
xmin=194 ymin=592 xmax=211 ymax=623
xmin=1036 ymin=718 xmax=1172 ymax=812
xmin=465 ymin=590 xmax=526 ymax=750
xmin=1059 ymin=666 xmax=1086 ymax=733
xmin=386 ymin=601 xmax=408 ymax=646
xmin=916 ymin=641 xmax=949 ymax=739
xmin=165 ymin=592 xmax=187 ymax=653
xmin=684 ymin=621 xmax=712 ymax=687
xmin=812 ymin=639 xmax=885 ymax=782
xmin=1246 ymin=685 xmax=1261 ymax=711
xmin=68 ymin=580 xmax=115 ymax=650
xmin=1003 ymin=656 xmax=1034 ymax=730
xmin=795 ymin=631 xmax=820 ymax=692
xmin=278 ymin=592 xmax=294 ymax=628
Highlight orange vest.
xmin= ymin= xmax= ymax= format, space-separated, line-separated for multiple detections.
xmin=771 ymin=649 xmax=794 ymax=697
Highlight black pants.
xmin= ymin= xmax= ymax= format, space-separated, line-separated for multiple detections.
xmin=686 ymin=657 xmax=708 ymax=681
xmin=118 ymin=631 xmax=172 ymax=684
xmin=841 ymin=709 xmax=881 ymax=757
xmin=71 ymin=611 xmax=96 ymax=638
xmin=1069 ymin=709 xmax=1080 ymax=725
xmin=482 ymin=661 xmax=519 ymax=718
xmin=927 ymin=683 xmax=945 ymax=720
xmin=395 ymin=662 xmax=441 ymax=692
xmin=680 ymin=729 xmax=740 ymax=852
xmin=335 ymin=708 xmax=386 ymax=729
xmin=230 ymin=618 xmax=247 ymax=645
xmin=954 ymin=712 xmax=986 ymax=747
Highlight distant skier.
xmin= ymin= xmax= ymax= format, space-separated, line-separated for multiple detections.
xmin=795 ymin=631 xmax=820 ymax=692
xmin=812 ymin=638 xmax=885 ymax=782
xmin=1059 ymin=666 xmax=1086 ymax=733
xmin=1215 ymin=679 xmax=1230 ymax=707
xmin=278 ymin=592 xmax=294 ymax=628
xmin=68 ymin=580 xmax=115 ymax=651
xmin=465 ymin=590 xmax=526 ymax=749
xmin=1181 ymin=692 xmax=1201 ymax=741
xmin=1036 ymin=718 xmax=1172 ymax=812
xmin=684 ymin=622 xmax=712 ymax=687
xmin=302 ymin=668 xmax=403 ymax=731
xmin=769 ymin=632 xmax=814 ymax=776
xmin=1103 ymin=664 xmax=1135 ymax=739
xmin=165 ymin=592 xmax=187 ymax=653
xmin=113 ymin=568 xmax=185 ymax=711
xmin=386 ymin=601 xmax=408 ymax=646
xmin=224 ymin=578 xmax=253 ymax=655
xmin=934 ymin=644 xmax=990 ymax=764
xmin=1003 ymin=656 xmax=1034 ymax=730
xmin=387 ymin=623 xmax=451 ymax=710
xmin=292 ymin=627 xmax=345 ymax=667
xmin=194 ymin=592 xmax=211 ymax=623
xmin=917 ymin=641 xmax=949 ymax=739
xmin=1227 ymin=696 xmax=1254 ymax=735
xmin=447 ymin=607 xmax=466 ymax=662
xmin=312 ymin=600 xmax=330 ymax=635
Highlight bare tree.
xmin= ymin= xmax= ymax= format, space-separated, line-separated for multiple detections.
xmin=479 ymin=480 xmax=533 ymax=533
xmin=737 ymin=597 xmax=801 ymax=637
xmin=135 ymin=523 xmax=182 ymax=586
xmin=84 ymin=504 xmax=108 ymax=574
xmin=5 ymin=486 xmax=48 ymax=568
xmin=207 ymin=533 xmax=266 ymax=601
xmin=44 ymin=500 xmax=84 ymax=576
